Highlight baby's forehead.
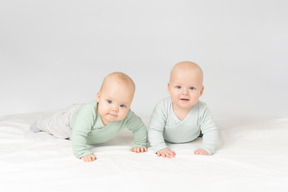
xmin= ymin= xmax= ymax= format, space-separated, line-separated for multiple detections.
xmin=101 ymin=81 xmax=134 ymax=100
xmin=104 ymin=75 xmax=134 ymax=88
xmin=104 ymin=81 xmax=134 ymax=93
xmin=170 ymin=69 xmax=203 ymax=86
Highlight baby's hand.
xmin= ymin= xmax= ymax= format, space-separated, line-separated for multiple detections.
xmin=194 ymin=148 xmax=210 ymax=155
xmin=80 ymin=154 xmax=97 ymax=162
xmin=156 ymin=148 xmax=176 ymax=158
xmin=131 ymin=147 xmax=147 ymax=153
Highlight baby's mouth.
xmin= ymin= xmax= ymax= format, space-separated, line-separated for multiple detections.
xmin=180 ymin=98 xmax=190 ymax=101
xmin=108 ymin=113 xmax=118 ymax=117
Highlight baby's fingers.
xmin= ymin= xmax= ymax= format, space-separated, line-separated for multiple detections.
xmin=158 ymin=151 xmax=175 ymax=158
xmin=131 ymin=147 xmax=147 ymax=153
xmin=139 ymin=147 xmax=147 ymax=153
xmin=81 ymin=154 xmax=97 ymax=162
xmin=170 ymin=152 xmax=176 ymax=157
xmin=167 ymin=151 xmax=176 ymax=158
xmin=194 ymin=148 xmax=210 ymax=155
xmin=165 ymin=149 xmax=176 ymax=158
xmin=91 ymin=154 xmax=97 ymax=160
xmin=156 ymin=148 xmax=176 ymax=158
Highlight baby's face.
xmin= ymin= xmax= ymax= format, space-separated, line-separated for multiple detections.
xmin=168 ymin=68 xmax=203 ymax=111
xmin=97 ymin=82 xmax=134 ymax=126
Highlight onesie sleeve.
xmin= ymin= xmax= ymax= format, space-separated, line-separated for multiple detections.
xmin=148 ymin=100 xmax=168 ymax=153
xmin=125 ymin=110 xmax=148 ymax=148
xmin=71 ymin=103 xmax=96 ymax=159
xmin=198 ymin=104 xmax=218 ymax=155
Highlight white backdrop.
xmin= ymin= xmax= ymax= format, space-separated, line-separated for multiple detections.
xmin=0 ymin=0 xmax=287 ymax=118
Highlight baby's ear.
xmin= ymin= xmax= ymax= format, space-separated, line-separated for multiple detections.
xmin=200 ymin=86 xmax=204 ymax=96
xmin=96 ymin=92 xmax=101 ymax=102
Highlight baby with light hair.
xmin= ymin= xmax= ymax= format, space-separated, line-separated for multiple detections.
xmin=149 ymin=61 xmax=218 ymax=158
xmin=31 ymin=72 xmax=148 ymax=162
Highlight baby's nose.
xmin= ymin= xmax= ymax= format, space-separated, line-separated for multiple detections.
xmin=182 ymin=89 xmax=188 ymax=94
xmin=112 ymin=107 xmax=119 ymax=113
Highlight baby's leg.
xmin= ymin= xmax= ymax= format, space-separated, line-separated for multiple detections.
xmin=30 ymin=104 xmax=83 ymax=139
xmin=30 ymin=115 xmax=56 ymax=135
xmin=36 ymin=111 xmax=70 ymax=139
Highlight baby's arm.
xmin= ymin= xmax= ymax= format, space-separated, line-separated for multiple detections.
xmin=199 ymin=105 xmax=218 ymax=155
xmin=156 ymin=148 xmax=176 ymax=158
xmin=125 ymin=111 xmax=148 ymax=151
xmin=149 ymin=101 xmax=170 ymax=156
xmin=72 ymin=132 xmax=94 ymax=160
xmin=71 ymin=104 xmax=97 ymax=160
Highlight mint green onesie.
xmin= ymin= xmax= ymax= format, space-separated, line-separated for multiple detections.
xmin=34 ymin=100 xmax=147 ymax=159
xmin=149 ymin=97 xmax=218 ymax=154
xmin=71 ymin=100 xmax=148 ymax=158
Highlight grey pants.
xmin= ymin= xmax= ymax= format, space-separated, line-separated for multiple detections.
xmin=34 ymin=104 xmax=84 ymax=139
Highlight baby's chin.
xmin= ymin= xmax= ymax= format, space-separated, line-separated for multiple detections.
xmin=106 ymin=114 xmax=127 ymax=122
xmin=177 ymin=101 xmax=197 ymax=109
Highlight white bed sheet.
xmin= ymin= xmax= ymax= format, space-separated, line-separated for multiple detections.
xmin=0 ymin=113 xmax=288 ymax=192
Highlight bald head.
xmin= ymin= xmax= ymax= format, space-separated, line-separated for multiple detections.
xmin=100 ymin=72 xmax=135 ymax=95
xmin=169 ymin=61 xmax=203 ymax=85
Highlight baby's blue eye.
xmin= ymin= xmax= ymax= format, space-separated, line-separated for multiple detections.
xmin=107 ymin=100 xmax=112 ymax=104
xmin=176 ymin=86 xmax=181 ymax=89
xmin=120 ymin=104 xmax=126 ymax=108
xmin=189 ymin=87 xmax=195 ymax=90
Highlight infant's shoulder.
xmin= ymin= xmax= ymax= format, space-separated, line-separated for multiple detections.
xmin=194 ymin=101 xmax=212 ymax=117
xmin=195 ymin=100 xmax=207 ymax=108
xmin=153 ymin=97 xmax=172 ymax=112
xmin=193 ymin=101 xmax=209 ymax=113
xmin=157 ymin=97 xmax=171 ymax=106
